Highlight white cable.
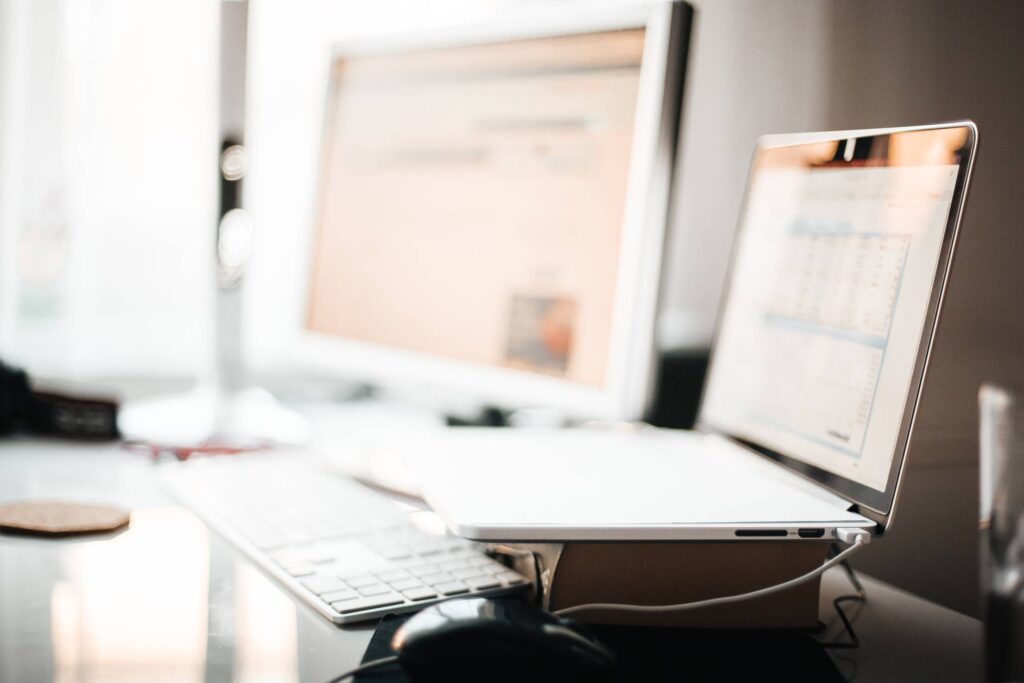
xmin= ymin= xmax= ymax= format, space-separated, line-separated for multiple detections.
xmin=553 ymin=533 xmax=868 ymax=618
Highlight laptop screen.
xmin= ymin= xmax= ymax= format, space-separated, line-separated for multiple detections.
xmin=699 ymin=126 xmax=974 ymax=509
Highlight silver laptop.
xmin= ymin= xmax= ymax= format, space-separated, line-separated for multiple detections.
xmin=408 ymin=121 xmax=978 ymax=542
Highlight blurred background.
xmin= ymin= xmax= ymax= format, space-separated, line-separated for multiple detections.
xmin=0 ymin=0 xmax=1021 ymax=617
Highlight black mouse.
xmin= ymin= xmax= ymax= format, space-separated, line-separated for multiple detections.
xmin=392 ymin=597 xmax=617 ymax=682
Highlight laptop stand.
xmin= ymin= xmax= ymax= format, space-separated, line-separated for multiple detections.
xmin=500 ymin=540 xmax=829 ymax=628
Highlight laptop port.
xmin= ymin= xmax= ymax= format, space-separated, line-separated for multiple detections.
xmin=797 ymin=528 xmax=825 ymax=538
xmin=735 ymin=529 xmax=788 ymax=537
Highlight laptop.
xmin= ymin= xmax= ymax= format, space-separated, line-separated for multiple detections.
xmin=407 ymin=122 xmax=978 ymax=542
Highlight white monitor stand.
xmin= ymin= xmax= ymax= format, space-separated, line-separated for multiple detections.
xmin=120 ymin=0 xmax=308 ymax=449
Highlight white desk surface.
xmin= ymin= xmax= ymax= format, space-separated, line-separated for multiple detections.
xmin=0 ymin=438 xmax=981 ymax=682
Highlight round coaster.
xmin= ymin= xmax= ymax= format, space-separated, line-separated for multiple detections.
xmin=0 ymin=500 xmax=130 ymax=536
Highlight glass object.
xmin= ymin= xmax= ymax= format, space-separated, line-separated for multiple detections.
xmin=980 ymin=384 xmax=1024 ymax=683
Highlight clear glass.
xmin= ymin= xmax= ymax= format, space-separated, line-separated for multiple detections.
xmin=980 ymin=384 xmax=1024 ymax=683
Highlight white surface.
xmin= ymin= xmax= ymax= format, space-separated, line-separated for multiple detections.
xmin=0 ymin=0 xmax=217 ymax=380
xmin=119 ymin=386 xmax=311 ymax=446
xmin=301 ymin=399 xmax=449 ymax=497
xmin=408 ymin=428 xmax=872 ymax=540
xmin=0 ymin=439 xmax=983 ymax=682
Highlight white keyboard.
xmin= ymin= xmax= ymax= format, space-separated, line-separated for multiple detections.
xmin=161 ymin=454 xmax=530 ymax=624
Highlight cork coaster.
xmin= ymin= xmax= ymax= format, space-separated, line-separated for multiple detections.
xmin=0 ymin=500 xmax=130 ymax=536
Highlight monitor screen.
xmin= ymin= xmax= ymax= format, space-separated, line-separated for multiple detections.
xmin=700 ymin=127 xmax=971 ymax=495
xmin=306 ymin=29 xmax=646 ymax=389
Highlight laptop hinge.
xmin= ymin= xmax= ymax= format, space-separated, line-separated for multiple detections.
xmin=846 ymin=502 xmax=886 ymax=535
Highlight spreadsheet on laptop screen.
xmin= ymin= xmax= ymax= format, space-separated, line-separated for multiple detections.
xmin=700 ymin=129 xmax=969 ymax=493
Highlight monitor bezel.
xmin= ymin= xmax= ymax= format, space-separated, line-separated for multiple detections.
xmin=696 ymin=121 xmax=979 ymax=528
xmin=290 ymin=2 xmax=691 ymax=421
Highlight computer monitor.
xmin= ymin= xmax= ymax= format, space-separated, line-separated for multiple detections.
xmin=290 ymin=3 xmax=690 ymax=420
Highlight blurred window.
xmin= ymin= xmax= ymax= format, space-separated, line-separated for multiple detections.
xmin=0 ymin=0 xmax=218 ymax=381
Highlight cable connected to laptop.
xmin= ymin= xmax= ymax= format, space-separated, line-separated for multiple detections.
xmin=552 ymin=528 xmax=871 ymax=618
xmin=820 ymin=555 xmax=867 ymax=650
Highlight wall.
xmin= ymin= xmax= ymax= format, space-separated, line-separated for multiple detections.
xmin=663 ymin=0 xmax=1024 ymax=616
xmin=660 ymin=0 xmax=832 ymax=348
xmin=820 ymin=0 xmax=1024 ymax=617
xmin=0 ymin=0 xmax=219 ymax=381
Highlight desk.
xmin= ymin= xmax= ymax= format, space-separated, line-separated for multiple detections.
xmin=0 ymin=440 xmax=982 ymax=682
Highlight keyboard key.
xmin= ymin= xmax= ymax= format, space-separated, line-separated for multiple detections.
xmin=343 ymin=575 xmax=378 ymax=588
xmin=402 ymin=587 xmax=438 ymax=601
xmin=269 ymin=549 xmax=304 ymax=566
xmin=417 ymin=546 xmax=445 ymax=557
xmin=285 ymin=563 xmax=316 ymax=577
xmin=321 ymin=588 xmax=359 ymax=603
xmin=419 ymin=572 xmax=452 ymax=585
xmin=407 ymin=564 xmax=441 ymax=577
xmin=465 ymin=575 xmax=501 ymax=591
xmin=438 ymin=558 xmax=471 ymax=571
xmin=482 ymin=563 xmax=509 ymax=575
xmin=375 ymin=546 xmax=414 ymax=561
xmin=433 ymin=581 xmax=469 ymax=596
xmin=451 ymin=567 xmax=485 ymax=579
xmin=387 ymin=577 xmax=424 ymax=591
xmin=301 ymin=576 xmax=347 ymax=595
xmin=374 ymin=569 xmax=410 ymax=582
xmin=496 ymin=571 xmax=527 ymax=585
xmin=301 ymin=545 xmax=339 ymax=564
xmin=408 ymin=538 xmax=447 ymax=553
xmin=357 ymin=583 xmax=392 ymax=597
xmin=335 ymin=594 xmax=404 ymax=614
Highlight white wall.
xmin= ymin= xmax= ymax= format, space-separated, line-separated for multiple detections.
xmin=0 ymin=0 xmax=218 ymax=382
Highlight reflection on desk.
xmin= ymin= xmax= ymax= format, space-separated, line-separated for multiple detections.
xmin=0 ymin=440 xmax=982 ymax=682
xmin=49 ymin=508 xmax=213 ymax=681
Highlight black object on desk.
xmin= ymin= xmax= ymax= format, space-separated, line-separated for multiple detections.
xmin=352 ymin=598 xmax=844 ymax=683
xmin=0 ymin=360 xmax=119 ymax=440
xmin=646 ymin=348 xmax=710 ymax=430
xmin=391 ymin=597 xmax=615 ymax=682
xmin=444 ymin=405 xmax=512 ymax=428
